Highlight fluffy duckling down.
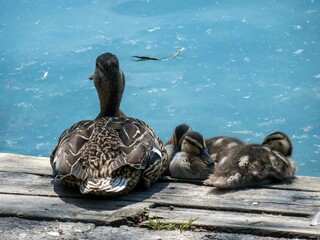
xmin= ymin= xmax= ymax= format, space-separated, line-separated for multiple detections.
xmin=204 ymin=132 xmax=296 ymax=189
xmin=169 ymin=128 xmax=214 ymax=180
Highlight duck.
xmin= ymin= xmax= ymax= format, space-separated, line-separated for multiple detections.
xmin=204 ymin=131 xmax=296 ymax=189
xmin=50 ymin=52 xmax=168 ymax=197
xmin=169 ymin=129 xmax=214 ymax=180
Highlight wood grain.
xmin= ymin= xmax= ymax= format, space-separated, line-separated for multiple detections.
xmin=1 ymin=153 xmax=319 ymax=238
xmin=146 ymin=207 xmax=320 ymax=238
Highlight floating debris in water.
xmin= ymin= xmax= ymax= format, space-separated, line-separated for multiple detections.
xmin=132 ymin=48 xmax=185 ymax=62
xmin=293 ymin=25 xmax=303 ymax=30
xmin=293 ymin=49 xmax=304 ymax=55
xmin=132 ymin=56 xmax=160 ymax=61
xmin=314 ymin=73 xmax=320 ymax=79
xmin=148 ymin=26 xmax=160 ymax=32
xmin=303 ymin=126 xmax=312 ymax=132
xmin=42 ymin=71 xmax=48 ymax=79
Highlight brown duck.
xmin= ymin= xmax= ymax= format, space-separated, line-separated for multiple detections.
xmin=50 ymin=53 xmax=168 ymax=196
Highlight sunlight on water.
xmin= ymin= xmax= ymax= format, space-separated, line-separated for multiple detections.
xmin=0 ymin=0 xmax=319 ymax=176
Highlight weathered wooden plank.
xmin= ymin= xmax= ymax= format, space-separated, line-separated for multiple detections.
xmin=146 ymin=207 xmax=320 ymax=238
xmin=0 ymin=171 xmax=169 ymax=201
xmin=2 ymin=153 xmax=320 ymax=192
xmin=264 ymin=176 xmax=320 ymax=192
xmin=0 ymin=153 xmax=51 ymax=175
xmin=0 ymin=172 xmax=319 ymax=218
xmin=149 ymin=192 xmax=320 ymax=218
xmin=149 ymin=182 xmax=320 ymax=217
xmin=0 ymin=193 xmax=151 ymax=226
xmin=0 ymin=171 xmax=74 ymax=197
xmin=161 ymin=175 xmax=320 ymax=192
xmin=1 ymin=153 xmax=320 ymax=239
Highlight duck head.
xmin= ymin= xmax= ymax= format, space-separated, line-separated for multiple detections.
xmin=181 ymin=131 xmax=214 ymax=166
xmin=89 ymin=52 xmax=125 ymax=119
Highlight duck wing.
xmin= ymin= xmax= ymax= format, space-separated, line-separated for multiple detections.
xmin=105 ymin=117 xmax=165 ymax=172
xmin=50 ymin=120 xmax=95 ymax=180
xmin=51 ymin=117 xmax=167 ymax=195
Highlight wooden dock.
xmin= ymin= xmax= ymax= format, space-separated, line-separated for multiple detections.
xmin=0 ymin=153 xmax=319 ymax=239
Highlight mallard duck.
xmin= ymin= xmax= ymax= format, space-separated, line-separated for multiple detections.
xmin=169 ymin=130 xmax=214 ymax=180
xmin=206 ymin=136 xmax=245 ymax=164
xmin=204 ymin=131 xmax=296 ymax=189
xmin=50 ymin=52 xmax=168 ymax=196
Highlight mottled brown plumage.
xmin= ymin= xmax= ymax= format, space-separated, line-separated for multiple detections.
xmin=50 ymin=53 xmax=168 ymax=196
xmin=204 ymin=132 xmax=296 ymax=189
xmin=206 ymin=136 xmax=245 ymax=164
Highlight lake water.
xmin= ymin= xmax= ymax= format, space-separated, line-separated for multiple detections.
xmin=0 ymin=0 xmax=319 ymax=176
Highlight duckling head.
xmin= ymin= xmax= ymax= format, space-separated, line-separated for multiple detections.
xmin=89 ymin=52 xmax=125 ymax=118
xmin=181 ymin=131 xmax=214 ymax=166
xmin=172 ymin=124 xmax=192 ymax=153
xmin=262 ymin=131 xmax=293 ymax=157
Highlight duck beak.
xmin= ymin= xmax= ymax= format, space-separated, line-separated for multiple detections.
xmin=201 ymin=149 xmax=214 ymax=166
xmin=89 ymin=75 xmax=94 ymax=80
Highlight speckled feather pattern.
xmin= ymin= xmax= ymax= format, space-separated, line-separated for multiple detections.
xmin=204 ymin=143 xmax=296 ymax=189
xmin=50 ymin=117 xmax=168 ymax=196
xmin=206 ymin=136 xmax=245 ymax=163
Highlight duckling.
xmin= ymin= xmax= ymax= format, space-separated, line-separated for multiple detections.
xmin=50 ymin=52 xmax=168 ymax=197
xmin=169 ymin=131 xmax=214 ymax=180
xmin=204 ymin=131 xmax=296 ymax=189
xmin=206 ymin=136 xmax=245 ymax=164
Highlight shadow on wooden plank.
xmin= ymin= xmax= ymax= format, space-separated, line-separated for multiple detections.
xmin=52 ymin=178 xmax=169 ymax=211
xmin=205 ymin=178 xmax=296 ymax=196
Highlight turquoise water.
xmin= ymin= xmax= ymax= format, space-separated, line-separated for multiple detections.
xmin=0 ymin=1 xmax=319 ymax=176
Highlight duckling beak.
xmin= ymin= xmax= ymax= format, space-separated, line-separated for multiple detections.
xmin=201 ymin=149 xmax=214 ymax=166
